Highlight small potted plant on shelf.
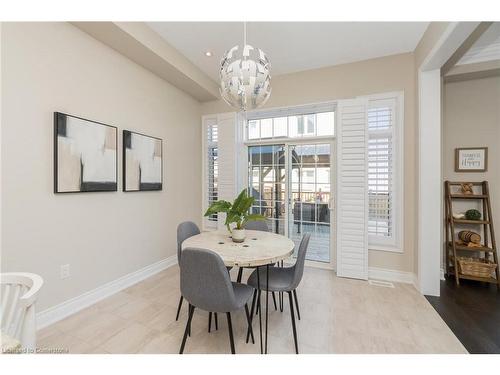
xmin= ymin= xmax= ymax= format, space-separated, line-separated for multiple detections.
xmin=204 ymin=189 xmax=265 ymax=243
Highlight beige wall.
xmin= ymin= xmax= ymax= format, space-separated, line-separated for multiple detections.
xmin=443 ymin=76 xmax=500 ymax=260
xmin=1 ymin=23 xmax=202 ymax=311
xmin=202 ymin=53 xmax=417 ymax=273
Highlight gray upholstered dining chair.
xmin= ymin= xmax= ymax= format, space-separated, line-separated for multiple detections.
xmin=246 ymin=233 xmax=310 ymax=354
xmin=179 ymin=248 xmax=255 ymax=354
xmin=176 ymin=221 xmax=231 ymax=332
xmin=175 ymin=221 xmax=200 ymax=321
xmin=239 ymin=220 xmax=278 ymax=311
xmin=243 ymin=220 xmax=269 ymax=232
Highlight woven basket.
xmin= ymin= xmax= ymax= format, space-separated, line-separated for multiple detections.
xmin=457 ymin=256 xmax=497 ymax=278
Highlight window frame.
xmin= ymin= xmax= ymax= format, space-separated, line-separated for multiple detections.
xmin=245 ymin=102 xmax=336 ymax=142
xmin=366 ymin=92 xmax=404 ymax=253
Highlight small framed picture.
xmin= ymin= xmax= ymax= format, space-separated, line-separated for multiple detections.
xmin=123 ymin=130 xmax=163 ymax=191
xmin=455 ymin=147 xmax=488 ymax=172
xmin=54 ymin=112 xmax=118 ymax=193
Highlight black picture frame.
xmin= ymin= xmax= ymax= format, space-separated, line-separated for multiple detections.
xmin=122 ymin=130 xmax=163 ymax=192
xmin=54 ymin=112 xmax=118 ymax=194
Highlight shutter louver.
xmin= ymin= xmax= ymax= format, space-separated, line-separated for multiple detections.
xmin=367 ymin=98 xmax=397 ymax=244
xmin=206 ymin=119 xmax=218 ymax=227
xmin=216 ymin=113 xmax=237 ymax=230
xmin=336 ymin=98 xmax=369 ymax=280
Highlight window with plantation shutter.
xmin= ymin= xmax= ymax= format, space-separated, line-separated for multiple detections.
xmin=367 ymin=95 xmax=402 ymax=251
xmin=206 ymin=119 xmax=218 ymax=227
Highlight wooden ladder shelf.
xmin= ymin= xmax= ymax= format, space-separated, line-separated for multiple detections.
xmin=445 ymin=181 xmax=500 ymax=287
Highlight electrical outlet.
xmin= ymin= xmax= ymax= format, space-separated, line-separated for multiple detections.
xmin=60 ymin=264 xmax=70 ymax=279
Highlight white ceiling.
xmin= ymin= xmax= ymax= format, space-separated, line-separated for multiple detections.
xmin=148 ymin=22 xmax=429 ymax=82
xmin=457 ymin=22 xmax=500 ymax=65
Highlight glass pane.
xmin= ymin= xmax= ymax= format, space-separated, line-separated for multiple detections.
xmin=273 ymin=117 xmax=287 ymax=137
xmin=316 ymin=112 xmax=334 ymax=136
xmin=316 ymin=144 xmax=331 ymax=166
xmin=248 ymin=120 xmax=260 ymax=139
xmin=260 ymin=145 xmax=273 ymax=165
xmin=250 ymin=168 xmax=260 ymax=187
xmin=301 ymin=167 xmax=315 ymax=184
xmin=288 ymin=143 xmax=332 ymax=263
xmin=298 ymin=145 xmax=316 ymax=164
xmin=273 ymin=145 xmax=285 ymax=166
xmin=288 ymin=116 xmax=299 ymax=138
xmin=262 ymin=168 xmax=275 ymax=182
xmin=316 ymin=167 xmax=330 ymax=183
xmin=249 ymin=146 xmax=260 ymax=165
xmin=260 ymin=118 xmax=273 ymax=138
xmin=305 ymin=114 xmax=315 ymax=135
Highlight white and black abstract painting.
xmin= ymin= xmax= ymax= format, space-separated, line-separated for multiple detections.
xmin=54 ymin=112 xmax=117 ymax=193
xmin=123 ymin=130 xmax=162 ymax=191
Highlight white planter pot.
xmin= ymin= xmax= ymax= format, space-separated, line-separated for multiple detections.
xmin=232 ymin=229 xmax=246 ymax=243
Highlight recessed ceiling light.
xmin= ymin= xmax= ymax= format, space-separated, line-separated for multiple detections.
xmin=205 ymin=51 xmax=212 ymax=57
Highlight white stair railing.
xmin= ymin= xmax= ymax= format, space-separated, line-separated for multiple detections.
xmin=1 ymin=273 xmax=43 ymax=351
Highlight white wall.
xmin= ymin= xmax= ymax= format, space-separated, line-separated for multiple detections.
xmin=443 ymin=76 xmax=500 ymax=262
xmin=1 ymin=23 xmax=202 ymax=311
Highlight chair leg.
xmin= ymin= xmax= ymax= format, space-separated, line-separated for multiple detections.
xmin=244 ymin=303 xmax=255 ymax=344
xmin=214 ymin=313 xmax=218 ymax=330
xmin=237 ymin=267 xmax=244 ymax=283
xmin=272 ymin=292 xmax=278 ymax=311
xmin=293 ymin=289 xmax=301 ymax=320
xmin=288 ymin=291 xmax=299 ymax=354
xmin=175 ymin=296 xmax=183 ymax=321
xmin=226 ymin=312 xmax=236 ymax=354
xmin=208 ymin=312 xmax=212 ymax=333
xmin=255 ymin=290 xmax=262 ymax=316
xmin=246 ymin=290 xmax=257 ymax=343
xmin=179 ymin=304 xmax=195 ymax=354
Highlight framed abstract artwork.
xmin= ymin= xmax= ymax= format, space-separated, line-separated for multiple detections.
xmin=123 ymin=130 xmax=163 ymax=191
xmin=455 ymin=147 xmax=488 ymax=172
xmin=54 ymin=112 xmax=118 ymax=193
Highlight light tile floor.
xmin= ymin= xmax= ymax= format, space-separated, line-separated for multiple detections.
xmin=37 ymin=266 xmax=467 ymax=354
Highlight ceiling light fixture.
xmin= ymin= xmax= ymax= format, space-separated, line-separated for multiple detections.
xmin=205 ymin=51 xmax=212 ymax=57
xmin=219 ymin=22 xmax=271 ymax=112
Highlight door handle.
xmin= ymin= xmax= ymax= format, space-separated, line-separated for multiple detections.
xmin=328 ymin=197 xmax=334 ymax=210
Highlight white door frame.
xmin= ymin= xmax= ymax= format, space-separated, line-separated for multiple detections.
xmin=417 ymin=22 xmax=480 ymax=296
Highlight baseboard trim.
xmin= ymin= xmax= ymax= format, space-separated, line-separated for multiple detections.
xmin=36 ymin=255 xmax=177 ymax=330
xmin=368 ymin=266 xmax=414 ymax=284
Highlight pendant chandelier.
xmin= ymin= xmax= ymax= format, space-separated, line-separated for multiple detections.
xmin=219 ymin=22 xmax=272 ymax=112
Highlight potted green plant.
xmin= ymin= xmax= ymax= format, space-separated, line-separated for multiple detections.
xmin=204 ymin=189 xmax=266 ymax=243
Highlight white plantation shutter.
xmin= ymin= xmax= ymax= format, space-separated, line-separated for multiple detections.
xmin=367 ymin=95 xmax=401 ymax=250
xmin=203 ymin=117 xmax=219 ymax=228
xmin=336 ymin=98 xmax=369 ymax=280
xmin=215 ymin=113 xmax=238 ymax=230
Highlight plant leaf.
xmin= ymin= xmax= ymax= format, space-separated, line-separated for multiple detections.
xmin=204 ymin=200 xmax=231 ymax=216
xmin=230 ymin=189 xmax=247 ymax=214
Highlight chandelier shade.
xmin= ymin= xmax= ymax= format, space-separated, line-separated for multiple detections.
xmin=219 ymin=44 xmax=272 ymax=112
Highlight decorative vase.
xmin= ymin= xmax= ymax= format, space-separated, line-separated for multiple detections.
xmin=232 ymin=229 xmax=246 ymax=243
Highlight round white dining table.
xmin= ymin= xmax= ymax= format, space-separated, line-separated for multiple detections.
xmin=182 ymin=229 xmax=295 ymax=354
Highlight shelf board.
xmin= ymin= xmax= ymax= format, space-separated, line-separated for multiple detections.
xmin=452 ymin=219 xmax=490 ymax=224
xmin=458 ymin=273 xmax=498 ymax=284
xmin=447 ymin=242 xmax=496 ymax=252
xmin=447 ymin=268 xmax=498 ymax=284
xmin=450 ymin=194 xmax=487 ymax=199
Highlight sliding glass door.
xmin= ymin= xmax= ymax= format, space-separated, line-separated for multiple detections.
xmin=248 ymin=142 xmax=334 ymax=265
xmin=248 ymin=145 xmax=286 ymax=235
xmin=288 ymin=143 xmax=333 ymax=263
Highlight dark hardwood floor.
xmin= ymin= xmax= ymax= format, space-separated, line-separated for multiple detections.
xmin=426 ymin=277 xmax=500 ymax=354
